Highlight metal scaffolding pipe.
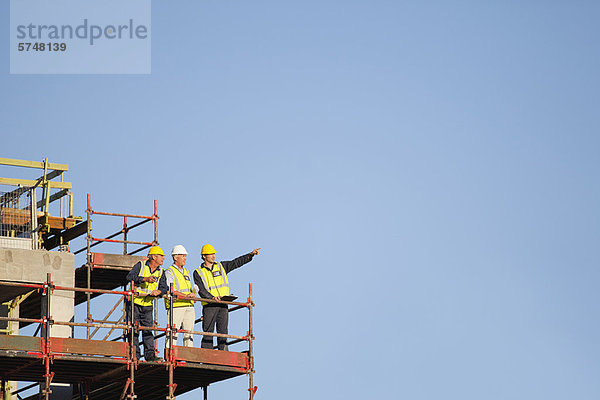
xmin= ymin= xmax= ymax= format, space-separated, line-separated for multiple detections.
xmin=89 ymin=210 xmax=156 ymax=220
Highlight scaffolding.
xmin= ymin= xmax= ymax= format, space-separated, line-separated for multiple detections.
xmin=0 ymin=157 xmax=84 ymax=252
xmin=0 ymin=276 xmax=256 ymax=400
xmin=0 ymin=159 xmax=257 ymax=399
xmin=73 ymin=193 xmax=159 ymax=341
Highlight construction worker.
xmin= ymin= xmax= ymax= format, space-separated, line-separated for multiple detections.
xmin=193 ymin=244 xmax=260 ymax=350
xmin=158 ymin=245 xmax=196 ymax=348
xmin=125 ymin=245 xmax=165 ymax=362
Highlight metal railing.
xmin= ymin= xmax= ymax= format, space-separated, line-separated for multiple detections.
xmin=0 ymin=186 xmax=36 ymax=250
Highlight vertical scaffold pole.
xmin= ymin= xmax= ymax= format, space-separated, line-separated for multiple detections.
xmin=30 ymin=187 xmax=38 ymax=250
xmin=60 ymin=172 xmax=64 ymax=218
xmin=2 ymin=379 xmax=8 ymax=400
xmin=248 ymin=283 xmax=256 ymax=400
xmin=42 ymin=273 xmax=54 ymax=400
xmin=86 ymin=194 xmax=92 ymax=339
xmin=123 ymin=216 xmax=128 ymax=255
xmin=83 ymin=381 xmax=90 ymax=400
xmin=127 ymin=280 xmax=137 ymax=400
xmin=42 ymin=158 xmax=49 ymax=216
xmin=69 ymin=190 xmax=74 ymax=218
xmin=167 ymin=283 xmax=175 ymax=400
xmin=153 ymin=200 xmax=158 ymax=245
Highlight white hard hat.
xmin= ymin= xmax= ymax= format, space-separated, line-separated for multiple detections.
xmin=171 ymin=245 xmax=188 ymax=256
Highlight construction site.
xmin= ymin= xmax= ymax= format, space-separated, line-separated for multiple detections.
xmin=0 ymin=157 xmax=257 ymax=400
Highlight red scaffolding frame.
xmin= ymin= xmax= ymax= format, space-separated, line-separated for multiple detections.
xmin=0 ymin=194 xmax=257 ymax=399
xmin=0 ymin=275 xmax=256 ymax=400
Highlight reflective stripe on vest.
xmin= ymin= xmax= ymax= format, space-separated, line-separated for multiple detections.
xmin=164 ymin=265 xmax=194 ymax=309
xmin=134 ymin=261 xmax=162 ymax=307
xmin=196 ymin=262 xmax=229 ymax=305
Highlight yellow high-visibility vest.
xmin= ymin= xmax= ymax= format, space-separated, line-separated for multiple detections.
xmin=196 ymin=262 xmax=229 ymax=305
xmin=133 ymin=261 xmax=162 ymax=307
xmin=164 ymin=265 xmax=195 ymax=309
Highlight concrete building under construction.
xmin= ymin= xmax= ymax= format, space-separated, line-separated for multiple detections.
xmin=0 ymin=157 xmax=257 ymax=399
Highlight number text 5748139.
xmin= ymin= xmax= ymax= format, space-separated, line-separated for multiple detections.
xmin=18 ymin=43 xmax=67 ymax=51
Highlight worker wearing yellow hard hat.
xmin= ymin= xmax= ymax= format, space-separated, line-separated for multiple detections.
xmin=125 ymin=245 xmax=165 ymax=361
xmin=193 ymin=244 xmax=261 ymax=350
xmin=148 ymin=246 xmax=165 ymax=256
xmin=201 ymin=244 xmax=216 ymax=255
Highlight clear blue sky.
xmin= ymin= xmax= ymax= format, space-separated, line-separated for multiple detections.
xmin=2 ymin=1 xmax=599 ymax=399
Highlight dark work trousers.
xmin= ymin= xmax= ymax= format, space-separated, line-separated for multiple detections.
xmin=126 ymin=302 xmax=155 ymax=359
xmin=201 ymin=304 xmax=229 ymax=350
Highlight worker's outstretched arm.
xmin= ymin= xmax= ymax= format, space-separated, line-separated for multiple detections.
xmin=221 ymin=248 xmax=261 ymax=273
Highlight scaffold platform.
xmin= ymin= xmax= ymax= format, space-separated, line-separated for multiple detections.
xmin=0 ymin=336 xmax=248 ymax=399
xmin=0 ymin=276 xmax=256 ymax=400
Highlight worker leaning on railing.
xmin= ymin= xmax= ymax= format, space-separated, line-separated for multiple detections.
xmin=125 ymin=245 xmax=165 ymax=362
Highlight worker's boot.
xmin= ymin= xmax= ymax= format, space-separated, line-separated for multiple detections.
xmin=145 ymin=352 xmax=163 ymax=362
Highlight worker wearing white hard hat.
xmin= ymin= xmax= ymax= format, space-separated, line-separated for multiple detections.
xmin=158 ymin=245 xmax=196 ymax=349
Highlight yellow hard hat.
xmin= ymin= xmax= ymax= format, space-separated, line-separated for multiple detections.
xmin=148 ymin=246 xmax=165 ymax=256
xmin=201 ymin=244 xmax=216 ymax=255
